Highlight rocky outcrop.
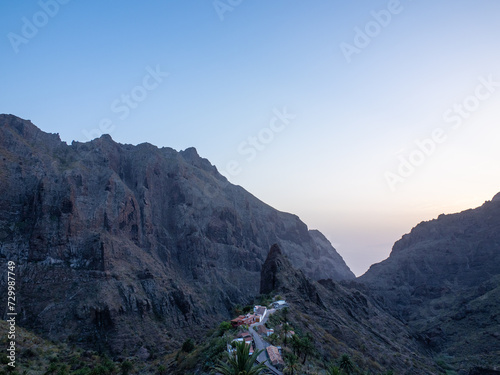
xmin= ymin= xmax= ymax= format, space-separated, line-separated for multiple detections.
xmin=359 ymin=195 xmax=500 ymax=372
xmin=260 ymin=244 xmax=323 ymax=306
xmin=0 ymin=114 xmax=353 ymax=354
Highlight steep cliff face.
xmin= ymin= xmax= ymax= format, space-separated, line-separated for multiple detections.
xmin=259 ymin=244 xmax=439 ymax=374
xmin=0 ymin=114 xmax=353 ymax=354
xmin=309 ymin=229 xmax=355 ymax=280
xmin=260 ymin=244 xmax=322 ymax=305
xmin=359 ymin=196 xmax=500 ymax=371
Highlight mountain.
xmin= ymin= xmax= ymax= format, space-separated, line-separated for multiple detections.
xmin=0 ymin=114 xmax=353 ymax=355
xmin=358 ymin=196 xmax=500 ymax=372
xmin=259 ymin=243 xmax=440 ymax=374
xmin=2 ymin=114 xmax=498 ymax=373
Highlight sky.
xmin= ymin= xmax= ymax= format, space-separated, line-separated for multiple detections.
xmin=1 ymin=1 xmax=500 ymax=276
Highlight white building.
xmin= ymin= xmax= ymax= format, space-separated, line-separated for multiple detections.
xmin=272 ymin=300 xmax=289 ymax=309
xmin=254 ymin=305 xmax=267 ymax=321
xmin=227 ymin=334 xmax=254 ymax=356
xmin=256 ymin=325 xmax=274 ymax=337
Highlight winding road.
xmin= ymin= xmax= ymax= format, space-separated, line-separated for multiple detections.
xmin=250 ymin=308 xmax=283 ymax=375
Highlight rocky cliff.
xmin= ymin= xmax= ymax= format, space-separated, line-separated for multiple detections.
xmin=359 ymin=196 xmax=500 ymax=372
xmin=0 ymin=114 xmax=353 ymax=355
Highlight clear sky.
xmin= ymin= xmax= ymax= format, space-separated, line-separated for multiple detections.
xmin=1 ymin=1 xmax=500 ymax=276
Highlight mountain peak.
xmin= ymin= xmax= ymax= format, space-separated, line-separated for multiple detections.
xmin=260 ymin=244 xmax=294 ymax=295
xmin=268 ymin=243 xmax=283 ymax=258
xmin=0 ymin=115 xmax=353 ymax=354
xmin=180 ymin=146 xmax=199 ymax=158
xmin=359 ymin=196 xmax=500 ymax=367
xmin=1 ymin=114 xmax=62 ymax=150
xmin=259 ymin=243 xmax=321 ymax=304
xmin=98 ymin=133 xmax=114 ymax=142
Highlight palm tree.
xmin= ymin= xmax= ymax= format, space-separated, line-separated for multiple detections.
xmin=121 ymin=360 xmax=134 ymax=375
xmin=284 ymin=353 xmax=301 ymax=375
xmin=300 ymin=336 xmax=314 ymax=365
xmin=326 ymin=365 xmax=340 ymax=375
xmin=282 ymin=323 xmax=291 ymax=347
xmin=282 ymin=307 xmax=289 ymax=347
xmin=282 ymin=307 xmax=289 ymax=321
xmin=338 ymin=354 xmax=355 ymax=375
xmin=290 ymin=334 xmax=302 ymax=357
xmin=212 ymin=340 xmax=268 ymax=375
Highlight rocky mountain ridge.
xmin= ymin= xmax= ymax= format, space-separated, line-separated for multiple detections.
xmin=1 ymin=114 xmax=498 ymax=373
xmin=358 ymin=195 xmax=500 ymax=372
xmin=0 ymin=114 xmax=353 ymax=355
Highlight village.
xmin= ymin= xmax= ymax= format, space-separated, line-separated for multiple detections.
xmin=226 ymin=300 xmax=291 ymax=374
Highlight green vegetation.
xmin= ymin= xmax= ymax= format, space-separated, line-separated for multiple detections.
xmin=436 ymin=356 xmax=457 ymax=374
xmin=181 ymin=338 xmax=195 ymax=353
xmin=0 ymin=321 xmax=131 ymax=375
xmin=233 ymin=304 xmax=242 ymax=316
xmin=172 ymin=325 xmax=237 ymax=374
xmin=283 ymin=352 xmax=301 ymax=375
xmin=326 ymin=365 xmax=341 ymax=375
xmin=253 ymin=293 xmax=273 ymax=307
xmin=242 ymin=305 xmax=253 ymax=314
xmin=120 ymin=360 xmax=133 ymax=375
xmin=156 ymin=364 xmax=167 ymax=375
xmin=211 ymin=340 xmax=267 ymax=375
xmin=218 ymin=321 xmax=232 ymax=334
xmin=0 ymin=319 xmax=198 ymax=375
xmin=0 ymin=296 xmax=425 ymax=375
xmin=338 ymin=354 xmax=355 ymax=375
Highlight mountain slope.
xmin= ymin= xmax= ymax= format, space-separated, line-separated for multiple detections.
xmin=0 ymin=114 xmax=353 ymax=355
xmin=358 ymin=195 xmax=500 ymax=372
xmin=259 ymin=244 xmax=440 ymax=374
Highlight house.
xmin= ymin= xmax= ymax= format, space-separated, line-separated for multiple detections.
xmin=266 ymin=345 xmax=285 ymax=368
xmin=272 ymin=300 xmax=289 ymax=309
xmin=246 ymin=314 xmax=259 ymax=324
xmin=244 ymin=337 xmax=254 ymax=355
xmin=285 ymin=330 xmax=295 ymax=338
xmin=231 ymin=316 xmax=246 ymax=328
xmin=253 ymin=305 xmax=267 ymax=322
xmin=227 ymin=332 xmax=254 ymax=356
xmin=236 ymin=331 xmax=252 ymax=339
xmin=230 ymin=314 xmax=258 ymax=327
xmin=256 ymin=325 xmax=274 ymax=337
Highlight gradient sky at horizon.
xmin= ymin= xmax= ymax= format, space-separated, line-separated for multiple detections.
xmin=1 ymin=1 xmax=500 ymax=276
